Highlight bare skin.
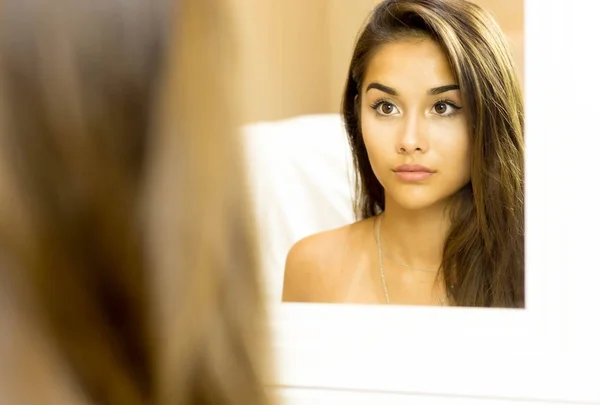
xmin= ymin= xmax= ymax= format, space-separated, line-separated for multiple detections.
xmin=282 ymin=216 xmax=446 ymax=306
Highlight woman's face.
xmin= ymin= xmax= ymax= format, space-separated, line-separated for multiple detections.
xmin=360 ymin=37 xmax=471 ymax=211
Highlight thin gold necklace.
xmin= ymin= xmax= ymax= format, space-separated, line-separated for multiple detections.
xmin=375 ymin=215 xmax=448 ymax=305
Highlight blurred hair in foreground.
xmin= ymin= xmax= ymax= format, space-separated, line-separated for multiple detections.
xmin=0 ymin=0 xmax=270 ymax=404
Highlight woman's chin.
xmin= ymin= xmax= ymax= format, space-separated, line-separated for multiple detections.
xmin=387 ymin=192 xmax=448 ymax=212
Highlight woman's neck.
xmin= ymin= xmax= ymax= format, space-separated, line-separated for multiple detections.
xmin=379 ymin=195 xmax=451 ymax=272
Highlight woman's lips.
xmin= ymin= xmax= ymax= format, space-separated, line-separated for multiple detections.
xmin=393 ymin=171 xmax=434 ymax=181
xmin=393 ymin=164 xmax=435 ymax=182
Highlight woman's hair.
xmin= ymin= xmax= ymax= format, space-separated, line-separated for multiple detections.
xmin=342 ymin=0 xmax=524 ymax=307
xmin=0 ymin=0 xmax=269 ymax=404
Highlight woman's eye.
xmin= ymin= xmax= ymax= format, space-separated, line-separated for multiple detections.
xmin=432 ymin=101 xmax=462 ymax=116
xmin=373 ymin=101 xmax=398 ymax=116
xmin=434 ymin=103 xmax=449 ymax=114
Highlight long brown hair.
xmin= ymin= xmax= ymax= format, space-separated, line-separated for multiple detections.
xmin=342 ymin=0 xmax=524 ymax=307
xmin=0 ymin=0 xmax=269 ymax=404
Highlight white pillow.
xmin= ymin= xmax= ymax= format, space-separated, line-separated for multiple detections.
xmin=242 ymin=114 xmax=357 ymax=302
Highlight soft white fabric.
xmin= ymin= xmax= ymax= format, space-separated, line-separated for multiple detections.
xmin=242 ymin=114 xmax=357 ymax=303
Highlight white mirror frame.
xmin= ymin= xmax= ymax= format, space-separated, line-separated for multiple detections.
xmin=266 ymin=1 xmax=600 ymax=403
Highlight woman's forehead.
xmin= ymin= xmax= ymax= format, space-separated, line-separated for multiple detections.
xmin=363 ymin=38 xmax=457 ymax=92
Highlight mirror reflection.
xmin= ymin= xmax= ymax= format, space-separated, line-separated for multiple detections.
xmin=242 ymin=0 xmax=524 ymax=308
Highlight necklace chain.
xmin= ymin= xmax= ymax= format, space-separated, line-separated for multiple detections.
xmin=375 ymin=214 xmax=448 ymax=306
xmin=382 ymin=251 xmax=438 ymax=273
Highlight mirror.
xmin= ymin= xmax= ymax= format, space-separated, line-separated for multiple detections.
xmin=235 ymin=1 xmax=600 ymax=403
xmin=238 ymin=0 xmax=525 ymax=308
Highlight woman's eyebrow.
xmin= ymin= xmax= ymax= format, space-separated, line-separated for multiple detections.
xmin=366 ymin=82 xmax=397 ymax=95
xmin=428 ymin=84 xmax=460 ymax=95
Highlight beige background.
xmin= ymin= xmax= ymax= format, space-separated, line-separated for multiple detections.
xmin=229 ymin=0 xmax=523 ymax=124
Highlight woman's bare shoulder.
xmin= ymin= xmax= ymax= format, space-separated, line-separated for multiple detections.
xmin=281 ymin=218 xmax=375 ymax=302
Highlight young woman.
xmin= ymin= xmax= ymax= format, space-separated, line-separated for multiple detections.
xmin=0 ymin=0 xmax=270 ymax=404
xmin=283 ymin=0 xmax=524 ymax=308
